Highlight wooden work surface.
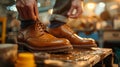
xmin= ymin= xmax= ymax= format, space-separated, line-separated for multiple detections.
xmin=35 ymin=47 xmax=113 ymax=67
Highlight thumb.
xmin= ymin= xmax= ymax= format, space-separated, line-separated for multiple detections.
xmin=67 ymin=6 xmax=75 ymax=16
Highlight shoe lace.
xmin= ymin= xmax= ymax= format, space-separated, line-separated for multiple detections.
xmin=35 ymin=22 xmax=45 ymax=35
xmin=39 ymin=22 xmax=46 ymax=31
xmin=35 ymin=21 xmax=50 ymax=36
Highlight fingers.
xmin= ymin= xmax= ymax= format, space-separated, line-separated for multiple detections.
xmin=16 ymin=0 xmax=38 ymax=21
xmin=67 ymin=6 xmax=75 ymax=16
xmin=68 ymin=7 xmax=82 ymax=18
xmin=34 ymin=1 xmax=39 ymax=20
xmin=16 ymin=3 xmax=27 ymax=19
xmin=16 ymin=0 xmax=26 ymax=19
xmin=71 ymin=8 xmax=82 ymax=18
xmin=20 ymin=7 xmax=29 ymax=20
xmin=26 ymin=3 xmax=36 ymax=20
xmin=16 ymin=6 xmax=23 ymax=18
xmin=68 ymin=0 xmax=83 ymax=19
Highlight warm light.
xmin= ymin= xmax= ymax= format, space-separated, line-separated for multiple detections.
xmin=115 ymin=0 xmax=120 ymax=2
xmin=110 ymin=4 xmax=119 ymax=10
xmin=48 ymin=9 xmax=53 ymax=14
xmin=83 ymin=2 xmax=97 ymax=16
xmin=95 ymin=2 xmax=105 ymax=16
xmin=98 ymin=2 xmax=105 ymax=8
xmin=7 ymin=5 xmax=17 ymax=11
xmin=85 ymin=2 xmax=96 ymax=10
xmin=37 ymin=2 xmax=41 ymax=7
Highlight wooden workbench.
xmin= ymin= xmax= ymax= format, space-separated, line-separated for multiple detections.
xmin=35 ymin=47 xmax=113 ymax=67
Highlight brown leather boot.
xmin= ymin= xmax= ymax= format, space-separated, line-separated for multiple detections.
xmin=49 ymin=24 xmax=97 ymax=48
xmin=17 ymin=21 xmax=73 ymax=53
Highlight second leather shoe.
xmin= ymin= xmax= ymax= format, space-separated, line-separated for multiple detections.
xmin=49 ymin=24 xmax=97 ymax=48
xmin=17 ymin=21 xmax=73 ymax=53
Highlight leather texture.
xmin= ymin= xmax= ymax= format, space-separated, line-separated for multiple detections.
xmin=17 ymin=21 xmax=73 ymax=53
xmin=49 ymin=24 xmax=97 ymax=48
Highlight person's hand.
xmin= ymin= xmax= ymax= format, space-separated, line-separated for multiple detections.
xmin=68 ymin=0 xmax=83 ymax=18
xmin=16 ymin=0 xmax=39 ymax=21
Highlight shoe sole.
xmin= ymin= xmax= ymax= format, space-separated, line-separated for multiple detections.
xmin=17 ymin=42 xmax=73 ymax=53
xmin=73 ymin=44 xmax=97 ymax=48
